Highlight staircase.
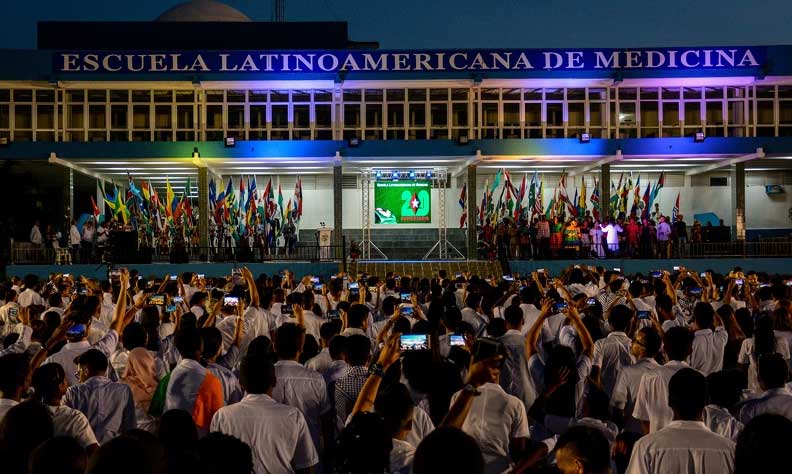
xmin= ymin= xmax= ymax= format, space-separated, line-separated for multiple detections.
xmin=347 ymin=260 xmax=502 ymax=279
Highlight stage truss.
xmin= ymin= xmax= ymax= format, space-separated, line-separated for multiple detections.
xmin=359 ymin=167 xmax=464 ymax=261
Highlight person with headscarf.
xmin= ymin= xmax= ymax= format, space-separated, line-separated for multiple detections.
xmin=122 ymin=347 xmax=159 ymax=432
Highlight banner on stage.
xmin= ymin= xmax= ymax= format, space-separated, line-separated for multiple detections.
xmin=374 ymin=181 xmax=431 ymax=224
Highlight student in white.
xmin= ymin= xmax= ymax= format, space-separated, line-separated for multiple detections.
xmin=738 ymin=353 xmax=792 ymax=424
xmin=611 ymin=327 xmax=662 ymax=434
xmin=590 ymin=304 xmax=633 ymax=398
xmin=738 ymin=315 xmax=791 ymax=394
xmin=17 ymin=276 xmax=45 ymax=308
xmin=626 ymin=368 xmax=735 ymax=474
xmin=601 ymin=218 xmax=622 ymax=252
xmin=31 ymin=363 xmax=99 ymax=452
xmin=210 ymin=356 xmax=318 ymax=474
xmin=498 ymin=305 xmax=534 ymax=411
xmin=633 ymin=326 xmax=694 ymax=433
xmin=688 ymin=302 xmax=728 ymax=376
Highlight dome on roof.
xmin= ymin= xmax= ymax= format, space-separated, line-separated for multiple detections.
xmin=156 ymin=1 xmax=252 ymax=22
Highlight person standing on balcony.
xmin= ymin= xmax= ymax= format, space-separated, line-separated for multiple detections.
xmin=30 ymin=220 xmax=42 ymax=247
xmin=673 ymin=215 xmax=689 ymax=257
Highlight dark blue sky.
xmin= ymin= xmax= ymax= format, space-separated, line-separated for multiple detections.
xmin=2 ymin=0 xmax=792 ymax=49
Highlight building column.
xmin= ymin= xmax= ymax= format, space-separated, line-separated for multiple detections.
xmin=467 ymin=164 xmax=478 ymax=259
xmin=333 ymin=159 xmax=344 ymax=257
xmin=198 ymin=167 xmax=209 ymax=252
xmin=600 ymin=163 xmax=610 ymax=221
xmin=731 ymin=162 xmax=746 ymax=240
xmin=68 ymin=168 xmax=74 ymax=224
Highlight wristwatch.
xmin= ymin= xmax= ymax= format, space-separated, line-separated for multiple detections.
xmin=368 ymin=362 xmax=385 ymax=377
xmin=463 ymin=384 xmax=481 ymax=395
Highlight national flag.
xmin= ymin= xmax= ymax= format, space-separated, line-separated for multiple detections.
xmin=609 ymin=180 xmax=619 ymax=215
xmin=534 ymin=179 xmax=543 ymax=216
xmin=514 ymin=174 xmax=527 ymax=219
xmin=208 ymin=178 xmax=216 ymax=209
xmin=640 ymin=181 xmax=652 ymax=220
xmin=458 ymin=183 xmax=468 ymax=228
xmin=165 ymin=178 xmax=175 ymax=219
xmin=571 ymin=188 xmax=579 ymax=217
xmin=293 ymin=177 xmax=303 ymax=220
xmin=490 ymin=169 xmax=502 ymax=195
xmin=277 ymin=183 xmax=284 ymax=221
xmin=672 ymin=192 xmax=680 ymax=222
xmin=631 ymin=175 xmax=642 ymax=214
xmin=579 ymin=176 xmax=587 ymax=217
xmin=650 ymin=171 xmax=666 ymax=205
xmin=545 ymin=188 xmax=557 ymax=219
xmin=127 ymin=173 xmax=143 ymax=202
xmin=90 ymin=195 xmax=101 ymax=219
xmin=619 ymin=177 xmax=630 ymax=214
xmin=528 ymin=172 xmax=537 ymax=215
xmin=590 ymin=179 xmax=600 ymax=221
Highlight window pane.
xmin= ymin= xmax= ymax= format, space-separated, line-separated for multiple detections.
xmin=706 ymin=102 xmax=723 ymax=125
xmin=344 ymin=104 xmax=361 ymax=127
xmin=684 ymin=102 xmax=701 ymax=125
xmin=589 ymin=103 xmax=603 ymax=127
xmin=314 ymin=90 xmax=332 ymax=102
xmin=272 ymin=105 xmax=288 ymax=128
xmin=546 ymin=103 xmax=563 ymax=126
xmin=14 ymin=105 xmax=32 ymax=128
xmin=640 ymin=102 xmax=659 ymax=127
xmin=525 ymin=103 xmax=541 ymax=126
xmin=294 ymin=104 xmax=310 ymax=128
xmin=153 ymin=90 xmax=171 ymax=103
xmin=618 ymin=103 xmax=636 ymax=126
xmin=523 ymin=88 xmax=542 ymax=100
xmin=109 ymin=90 xmax=128 ymax=102
xmin=408 ymin=89 xmax=426 ymax=101
xmin=176 ymin=105 xmax=193 ymax=129
xmin=387 ymin=89 xmax=405 ymax=102
xmin=249 ymin=90 xmax=268 ymax=102
xmin=205 ymin=105 xmax=222 ymax=129
xmin=618 ymin=88 xmax=637 ymax=100
xmin=567 ymin=88 xmax=585 ymax=100
xmin=409 ymin=103 xmax=425 ymax=127
xmin=36 ymin=90 xmax=54 ymax=102
xmin=430 ymin=88 xmax=448 ymax=101
xmin=727 ymin=101 xmax=745 ymax=126
xmin=69 ymin=104 xmax=84 ymax=128
xmin=503 ymin=103 xmax=519 ymax=127
xmin=365 ymin=89 xmax=383 ymax=103
xmin=0 ymin=105 xmax=10 ymax=128
xmin=154 ymin=105 xmax=171 ymax=129
xmin=67 ymin=90 xmax=85 ymax=102
xmin=89 ymin=105 xmax=106 ymax=129
xmin=271 ymin=90 xmax=289 ymax=102
xmin=132 ymin=90 xmax=151 ymax=102
xmin=111 ymin=105 xmax=127 ymax=128
xmin=293 ymin=90 xmax=310 ymax=102
xmin=568 ymin=103 xmax=584 ymax=127
xmin=482 ymin=103 xmax=498 ymax=127
xmin=662 ymin=87 xmax=680 ymax=100
xmin=365 ymin=104 xmax=382 ymax=128
xmin=36 ymin=105 xmax=54 ymax=129
xmin=315 ymin=104 xmax=332 ymax=127
xmin=663 ymin=102 xmax=680 ymax=125
xmin=756 ymin=86 xmax=775 ymax=99
xmin=704 ymin=87 xmax=724 ymax=99
xmin=683 ymin=87 xmax=701 ymax=99
xmin=430 ymin=103 xmax=447 ymax=127
xmin=780 ymin=101 xmax=792 ymax=125
xmin=175 ymin=90 xmax=194 ymax=103
xmin=588 ymin=88 xmax=607 ymax=101
xmin=502 ymin=89 xmax=520 ymax=101
xmin=757 ymin=101 xmax=774 ymax=124
xmin=640 ymin=87 xmax=658 ymax=100
xmin=227 ymin=105 xmax=244 ymax=129
xmin=250 ymin=105 xmax=266 ymax=128
xmin=481 ymin=89 xmax=499 ymax=100
xmin=452 ymin=103 xmax=468 ymax=127
xmin=343 ymin=89 xmax=361 ymax=102
xmin=451 ymin=89 xmax=469 ymax=101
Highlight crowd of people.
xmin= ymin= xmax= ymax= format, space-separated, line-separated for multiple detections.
xmin=477 ymin=208 xmax=731 ymax=261
xmin=0 ymin=263 xmax=791 ymax=474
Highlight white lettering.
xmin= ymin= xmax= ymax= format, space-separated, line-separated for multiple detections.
xmin=716 ymin=50 xmax=736 ymax=67
xmin=490 ymin=52 xmax=512 ymax=70
xmin=469 ymin=53 xmax=490 ymax=70
xmin=191 ymin=54 xmax=209 ymax=72
xmin=239 ymin=54 xmax=259 ymax=71
xmin=513 ymin=53 xmax=534 ymax=69
xmin=435 ymin=52 xmax=446 ymax=70
xmin=702 ymin=50 xmax=713 ymax=67
xmin=449 ymin=53 xmax=467 ymax=70
xmin=61 ymin=54 xmax=80 ymax=71
xmin=645 ymin=51 xmax=665 ymax=68
xmin=317 ymin=53 xmax=339 ymax=71
xmin=102 ymin=54 xmax=122 ymax=72
xmin=149 ymin=54 xmax=167 ymax=72
xmin=258 ymin=54 xmax=278 ymax=71
xmin=169 ymin=54 xmax=189 ymax=72
xmin=594 ymin=51 xmax=620 ymax=69
xmin=414 ymin=53 xmax=433 ymax=70
xmin=668 ymin=51 xmax=678 ymax=68
xmin=126 ymin=55 xmax=146 ymax=72
xmin=340 ymin=54 xmax=361 ymax=71
xmin=543 ymin=52 xmax=563 ymax=70
xmin=566 ymin=51 xmax=584 ymax=69
xmin=280 ymin=54 xmax=291 ymax=71
xmin=624 ymin=51 xmax=642 ymax=68
xmin=681 ymin=50 xmax=700 ymax=68
xmin=738 ymin=50 xmax=759 ymax=67
xmin=361 ymin=53 xmax=387 ymax=71
xmin=294 ymin=54 xmax=315 ymax=71
xmin=220 ymin=53 xmax=238 ymax=71
xmin=83 ymin=54 xmax=99 ymax=72
xmin=392 ymin=53 xmax=409 ymax=70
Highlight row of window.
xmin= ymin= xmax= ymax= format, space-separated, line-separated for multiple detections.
xmin=1 ymin=85 xmax=792 ymax=142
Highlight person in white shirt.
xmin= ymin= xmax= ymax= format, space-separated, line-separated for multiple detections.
xmin=284 ymin=291 xmax=324 ymax=342
xmin=271 ymin=323 xmax=332 ymax=459
xmin=30 ymin=220 xmax=43 ymax=246
xmin=738 ymin=315 xmax=791 ymax=393
xmin=461 ymin=293 xmax=488 ymax=337
xmin=633 ymin=326 xmax=694 ymax=433
xmin=738 ymin=353 xmax=792 ymax=424
xmin=306 ymin=321 xmax=341 ymax=374
xmin=591 ymin=304 xmax=633 ymax=398
xmin=626 ymin=368 xmax=735 ymax=474
xmin=0 ymin=289 xmax=21 ymax=337
xmin=63 ymin=349 xmax=136 ymax=444
xmin=17 ymin=275 xmax=45 ymax=308
xmin=612 ymin=326 xmax=662 ymax=434
xmin=211 ymin=355 xmax=319 ymax=474
xmin=555 ymin=425 xmax=612 ymax=474
xmin=688 ymin=302 xmax=728 ymax=375
xmin=69 ymin=219 xmax=81 ymax=262
xmin=498 ymin=305 xmax=534 ymax=411
xmin=31 ymin=363 xmax=99 ymax=452
xmin=704 ymin=370 xmax=744 ymax=441
xmin=601 ymin=218 xmax=622 ymax=254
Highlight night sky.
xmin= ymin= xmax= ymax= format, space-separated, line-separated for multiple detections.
xmin=1 ymin=0 xmax=792 ymax=49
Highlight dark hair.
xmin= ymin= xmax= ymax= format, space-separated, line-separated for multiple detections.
xmin=29 ymin=436 xmax=87 ymax=474
xmin=414 ymin=427 xmax=484 ymax=474
xmin=374 ymin=383 xmax=415 ymax=438
xmin=275 ymin=323 xmax=305 ymax=360
xmin=707 ymin=369 xmax=746 ymax=409
xmin=346 ymin=334 xmax=371 ymax=367
xmin=122 ymin=323 xmax=148 ymax=350
xmin=735 ymin=414 xmax=792 ymax=474
xmin=336 ymin=412 xmax=391 ymax=474
xmin=664 ymin=326 xmax=693 ymax=361
xmin=86 ymin=436 xmax=157 ymax=474
xmin=693 ymin=302 xmax=716 ymax=329
xmin=74 ymin=348 xmax=109 ymax=375
xmin=299 ymin=334 xmax=320 ymax=364
xmin=758 ymin=352 xmax=788 ymax=389
xmin=174 ymin=328 xmax=203 ymax=360
xmin=382 ymin=296 xmax=399 ymax=316
xmin=0 ymin=353 xmax=29 ymax=398
xmin=655 ymin=293 xmax=673 ymax=314
xmin=485 ymin=318 xmax=507 ymax=338
xmin=668 ymin=368 xmax=708 ymax=419
xmin=465 ymin=293 xmax=482 ymax=309
xmin=347 ymin=304 xmax=370 ymax=329
xmin=239 ymin=355 xmax=276 ymax=394
xmin=503 ymin=305 xmax=524 ymax=327
xmin=554 ymin=426 xmax=611 ymax=474
xmin=320 ymin=321 xmax=341 ymax=341
xmin=246 ymin=336 xmax=276 ymax=363
xmin=608 ymin=304 xmax=633 ymax=332
xmin=157 ymin=409 xmax=198 ymax=458
xmin=0 ymin=400 xmax=54 ymax=474
xmin=754 ymin=315 xmax=777 ymax=357
xmin=638 ymin=326 xmax=662 ymax=358
xmin=329 ymin=335 xmax=348 ymax=360
xmin=200 ymin=327 xmax=223 ymax=360
xmin=584 ymin=388 xmax=611 ymax=422
xmin=31 ymin=363 xmax=65 ymax=402
xmin=198 ymin=433 xmax=254 ymax=474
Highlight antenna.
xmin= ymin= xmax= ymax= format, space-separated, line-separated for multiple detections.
xmin=273 ymin=0 xmax=285 ymax=21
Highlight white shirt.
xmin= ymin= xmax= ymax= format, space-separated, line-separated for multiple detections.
xmin=210 ymin=393 xmax=318 ymax=474
xmin=592 ymin=331 xmax=633 ymax=398
xmin=390 ymin=438 xmax=415 ymax=474
xmin=44 ymin=331 xmax=119 ymax=386
xmin=689 ymin=327 xmax=728 ymax=376
xmin=217 ymin=306 xmax=270 ymax=365
xmin=704 ymin=405 xmax=743 ymax=442
xmin=519 ymin=304 xmax=541 ymax=335
xmin=738 ymin=387 xmax=792 ymax=424
xmin=69 ymin=225 xmax=81 ymax=246
xmin=305 ymin=347 xmax=333 ymax=374
xmin=461 ymin=307 xmax=488 ymax=335
xmin=63 ymin=376 xmax=136 ymax=444
xmin=48 ymin=405 xmax=99 ymax=448
xmin=405 ymin=405 xmax=435 ymax=448
xmin=498 ymin=330 xmax=534 ymax=411
xmin=656 ymin=222 xmax=672 ymax=241
xmin=30 ymin=225 xmax=42 ymax=244
xmin=626 ymin=420 xmax=735 ymax=474
xmin=633 ymin=360 xmax=690 ymax=433
xmin=602 ymin=224 xmax=622 ymax=244
xmin=611 ymin=357 xmax=660 ymax=434
xmin=17 ymin=288 xmax=45 ymax=308
xmin=451 ymin=383 xmax=530 ymax=474
xmin=271 ymin=360 xmax=331 ymax=454
xmin=737 ymin=336 xmax=791 ymax=393
xmin=0 ymin=398 xmax=18 ymax=423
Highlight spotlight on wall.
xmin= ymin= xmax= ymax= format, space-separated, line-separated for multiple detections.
xmin=348 ymin=137 xmax=360 ymax=147
xmin=408 ymin=170 xmax=417 ymax=180
xmin=375 ymin=170 xmax=383 ymax=180
xmin=694 ymin=132 xmax=706 ymax=143
xmin=224 ymin=136 xmax=236 ymax=147
xmin=392 ymin=170 xmax=400 ymax=180
xmin=457 ymin=135 xmax=470 ymax=145
xmin=579 ymin=133 xmax=591 ymax=144
xmin=425 ymin=170 xmax=433 ymax=179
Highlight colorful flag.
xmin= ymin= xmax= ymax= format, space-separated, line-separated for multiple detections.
xmin=631 ymin=175 xmax=642 ymax=215
xmin=528 ymin=172 xmax=537 ymax=215
xmin=293 ymin=177 xmax=303 ymax=220
xmin=650 ymin=171 xmax=666 ymax=206
xmin=533 ymin=178 xmax=543 ymax=216
xmin=672 ymin=192 xmax=680 ymax=222
xmin=579 ymin=176 xmax=587 ymax=217
xmin=490 ymin=169 xmax=502 ymax=195
xmin=590 ymin=179 xmax=600 ymax=221
xmin=90 ymin=195 xmax=101 ymax=219
xmin=609 ymin=180 xmax=619 ymax=215
xmin=277 ymin=183 xmax=284 ymax=221
xmin=640 ymin=181 xmax=652 ymax=220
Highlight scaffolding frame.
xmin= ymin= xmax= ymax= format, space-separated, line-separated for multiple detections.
xmin=423 ymin=167 xmax=465 ymax=260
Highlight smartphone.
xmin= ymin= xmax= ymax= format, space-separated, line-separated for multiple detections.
xmin=673 ymin=266 xmax=680 ymax=271
xmin=786 ymin=281 xmax=792 ymax=287
xmin=400 ymin=334 xmax=429 ymax=351
xmin=586 ymin=297 xmax=597 ymax=306
xmin=553 ymin=301 xmax=568 ymax=313
xmin=400 ymin=307 xmax=415 ymax=317
xmin=537 ymin=269 xmax=545 ymax=273
xmin=637 ymin=310 xmax=651 ymax=320
xmin=328 ymin=309 xmax=341 ymax=319
xmin=455 ymin=273 xmax=463 ymax=279
xmin=165 ymin=304 xmax=177 ymax=313
xmin=613 ymin=267 xmax=621 ymax=273
xmin=449 ymin=335 xmax=466 ymax=346
xmin=311 ymin=277 xmax=320 ymax=284
xmin=146 ymin=294 xmax=165 ymax=306
xmin=313 ymin=283 xmax=323 ymax=292
xmin=173 ymin=296 xmax=184 ymax=303
xmin=8 ymin=307 xmax=18 ymax=318
xmin=223 ymin=296 xmax=240 ymax=307
xmin=502 ymin=275 xmax=515 ymax=282
xmin=348 ymin=282 xmax=359 ymax=290
xmin=232 ymin=268 xmax=242 ymax=276
xmin=281 ymin=303 xmax=294 ymax=315
xmin=650 ymin=271 xmax=662 ymax=278
xmin=169 ymin=275 xmax=177 ymax=281
xmin=735 ymin=279 xmax=744 ymax=286
xmin=759 ymin=283 xmax=771 ymax=288
xmin=689 ymin=287 xmax=703 ymax=295
xmin=66 ymin=324 xmax=87 ymax=338
xmin=77 ymin=285 xmax=89 ymax=295
xmin=63 ymin=273 xmax=71 ymax=278
xmin=197 ymin=274 xmax=205 ymax=279
xmin=699 ymin=272 xmax=707 ymax=278
xmin=400 ymin=292 xmax=411 ymax=303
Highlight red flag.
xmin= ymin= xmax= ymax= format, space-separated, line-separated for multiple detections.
xmin=90 ymin=196 xmax=101 ymax=218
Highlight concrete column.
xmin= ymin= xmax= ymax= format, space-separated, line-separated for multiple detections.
xmin=600 ymin=163 xmax=610 ymax=221
xmin=333 ymin=160 xmax=344 ymax=257
xmin=731 ymin=162 xmax=746 ymax=240
xmin=198 ymin=167 xmax=209 ymax=250
xmin=467 ymin=164 xmax=478 ymax=259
